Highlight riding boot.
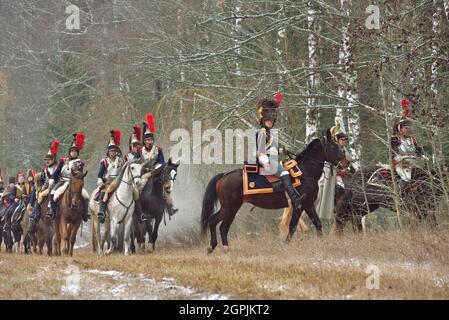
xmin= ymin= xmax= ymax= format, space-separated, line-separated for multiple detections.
xmin=97 ymin=192 xmax=106 ymax=223
xmin=47 ymin=195 xmax=58 ymax=220
xmin=29 ymin=203 xmax=41 ymax=233
xmin=280 ymin=174 xmax=303 ymax=210
xmin=82 ymin=199 xmax=90 ymax=222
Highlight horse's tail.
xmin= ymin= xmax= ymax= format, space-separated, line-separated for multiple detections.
xmin=201 ymin=173 xmax=225 ymax=235
xmin=279 ymin=206 xmax=293 ymax=238
xmin=279 ymin=205 xmax=310 ymax=238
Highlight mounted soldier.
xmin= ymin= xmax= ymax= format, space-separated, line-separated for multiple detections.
xmin=1 ymin=177 xmax=21 ymax=232
xmin=97 ymin=129 xmax=125 ymax=222
xmin=126 ymin=125 xmax=142 ymax=162
xmin=138 ymin=113 xmax=178 ymax=217
xmin=25 ymin=169 xmax=37 ymax=210
xmin=29 ymin=140 xmax=60 ymax=231
xmin=255 ymin=93 xmax=304 ymax=210
xmin=391 ymin=99 xmax=427 ymax=192
xmin=315 ymin=119 xmax=354 ymax=220
xmin=48 ymin=133 xmax=89 ymax=221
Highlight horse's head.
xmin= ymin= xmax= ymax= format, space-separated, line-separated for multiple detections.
xmin=127 ymin=161 xmax=143 ymax=188
xmin=323 ymin=129 xmax=346 ymax=165
xmin=162 ymin=158 xmax=179 ymax=194
xmin=70 ymin=168 xmax=87 ymax=208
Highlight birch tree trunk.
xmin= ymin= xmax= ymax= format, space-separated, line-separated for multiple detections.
xmin=305 ymin=1 xmax=320 ymax=144
xmin=341 ymin=0 xmax=360 ymax=170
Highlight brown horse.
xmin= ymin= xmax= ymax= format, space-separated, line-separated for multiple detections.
xmin=201 ymin=131 xmax=345 ymax=253
xmin=53 ymin=169 xmax=88 ymax=256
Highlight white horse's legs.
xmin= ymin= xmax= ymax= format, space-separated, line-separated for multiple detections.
xmin=105 ymin=219 xmax=117 ymax=256
xmin=123 ymin=207 xmax=134 ymax=256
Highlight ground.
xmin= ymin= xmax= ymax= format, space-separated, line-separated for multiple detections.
xmin=1 ymin=227 xmax=449 ymax=299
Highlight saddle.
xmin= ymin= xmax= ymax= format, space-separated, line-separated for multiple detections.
xmin=242 ymin=160 xmax=302 ymax=196
xmin=367 ymin=165 xmax=417 ymax=193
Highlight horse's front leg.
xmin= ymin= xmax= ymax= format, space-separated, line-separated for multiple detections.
xmin=69 ymin=222 xmax=81 ymax=256
xmin=123 ymin=210 xmax=134 ymax=256
xmin=60 ymin=218 xmax=69 ymax=256
xmin=105 ymin=219 xmax=117 ymax=256
xmin=304 ymin=205 xmax=323 ymax=236
xmin=150 ymin=217 xmax=162 ymax=252
xmin=287 ymin=208 xmax=303 ymax=241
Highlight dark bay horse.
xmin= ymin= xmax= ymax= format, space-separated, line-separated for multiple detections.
xmin=201 ymin=130 xmax=345 ymax=253
xmin=334 ymin=164 xmax=447 ymax=233
xmin=132 ymin=159 xmax=179 ymax=252
xmin=53 ymin=169 xmax=88 ymax=256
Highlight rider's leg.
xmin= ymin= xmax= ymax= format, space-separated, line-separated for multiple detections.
xmin=47 ymin=194 xmax=58 ymax=219
xmin=280 ymin=171 xmax=303 ymax=210
xmin=82 ymin=190 xmax=90 ymax=222
xmin=29 ymin=200 xmax=42 ymax=233
xmin=97 ymin=191 xmax=107 ymax=223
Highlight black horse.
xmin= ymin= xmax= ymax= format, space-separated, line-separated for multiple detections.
xmin=334 ymin=164 xmax=447 ymax=233
xmin=201 ymin=130 xmax=345 ymax=253
xmin=131 ymin=159 xmax=179 ymax=252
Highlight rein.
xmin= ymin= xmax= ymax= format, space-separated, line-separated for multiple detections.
xmin=114 ymin=164 xmax=140 ymax=224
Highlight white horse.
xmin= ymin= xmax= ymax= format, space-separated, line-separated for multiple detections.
xmin=89 ymin=160 xmax=142 ymax=256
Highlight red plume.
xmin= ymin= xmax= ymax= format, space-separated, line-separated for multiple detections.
xmin=75 ymin=133 xmax=85 ymax=150
xmin=134 ymin=125 xmax=142 ymax=142
xmin=50 ymin=140 xmax=60 ymax=156
xmin=401 ymin=99 xmax=411 ymax=118
xmin=274 ymin=92 xmax=283 ymax=106
xmin=113 ymin=129 xmax=121 ymax=147
xmin=146 ymin=113 xmax=155 ymax=133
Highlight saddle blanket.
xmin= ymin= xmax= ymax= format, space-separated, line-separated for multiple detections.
xmin=242 ymin=165 xmax=301 ymax=196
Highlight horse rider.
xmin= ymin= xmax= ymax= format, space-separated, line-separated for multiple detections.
xmin=16 ymin=172 xmax=28 ymax=202
xmin=126 ymin=125 xmax=142 ymax=162
xmin=25 ymin=169 xmax=37 ymax=210
xmin=314 ymin=119 xmax=354 ymax=220
xmin=47 ymin=133 xmax=89 ymax=221
xmin=391 ymin=99 xmax=427 ymax=192
xmin=29 ymin=140 xmax=60 ymax=231
xmin=1 ymin=177 xmax=21 ymax=232
xmin=331 ymin=119 xmax=355 ymax=198
xmin=97 ymin=130 xmax=125 ymax=222
xmin=138 ymin=113 xmax=178 ymax=217
xmin=255 ymin=92 xmax=303 ymax=210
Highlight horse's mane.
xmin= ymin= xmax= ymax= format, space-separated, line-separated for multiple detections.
xmin=112 ymin=160 xmax=132 ymax=185
xmin=295 ymin=138 xmax=320 ymax=163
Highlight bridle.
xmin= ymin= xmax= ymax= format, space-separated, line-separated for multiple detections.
xmin=67 ymin=174 xmax=84 ymax=210
xmin=120 ymin=163 xmax=142 ymax=188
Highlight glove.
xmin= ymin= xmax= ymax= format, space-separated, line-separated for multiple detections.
xmin=421 ymin=154 xmax=429 ymax=161
xmin=97 ymin=178 xmax=103 ymax=187
xmin=49 ymin=179 xmax=55 ymax=187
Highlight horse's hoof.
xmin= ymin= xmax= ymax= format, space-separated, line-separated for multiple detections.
xmin=207 ymin=246 xmax=214 ymax=254
xmin=223 ymin=245 xmax=230 ymax=252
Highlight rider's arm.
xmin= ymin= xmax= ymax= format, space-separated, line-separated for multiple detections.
xmin=97 ymin=160 xmax=107 ymax=186
xmin=52 ymin=159 xmax=64 ymax=180
xmin=97 ymin=160 xmax=107 ymax=179
xmin=413 ymin=138 xmax=424 ymax=157
xmin=29 ymin=186 xmax=36 ymax=206
xmin=156 ymin=146 xmax=165 ymax=165
xmin=390 ymin=136 xmax=401 ymax=160
xmin=256 ymin=128 xmax=269 ymax=166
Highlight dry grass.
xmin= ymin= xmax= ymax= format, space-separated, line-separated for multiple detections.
xmin=1 ymin=227 xmax=449 ymax=299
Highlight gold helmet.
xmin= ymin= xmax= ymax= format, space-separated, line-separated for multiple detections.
xmin=330 ymin=118 xmax=347 ymax=143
